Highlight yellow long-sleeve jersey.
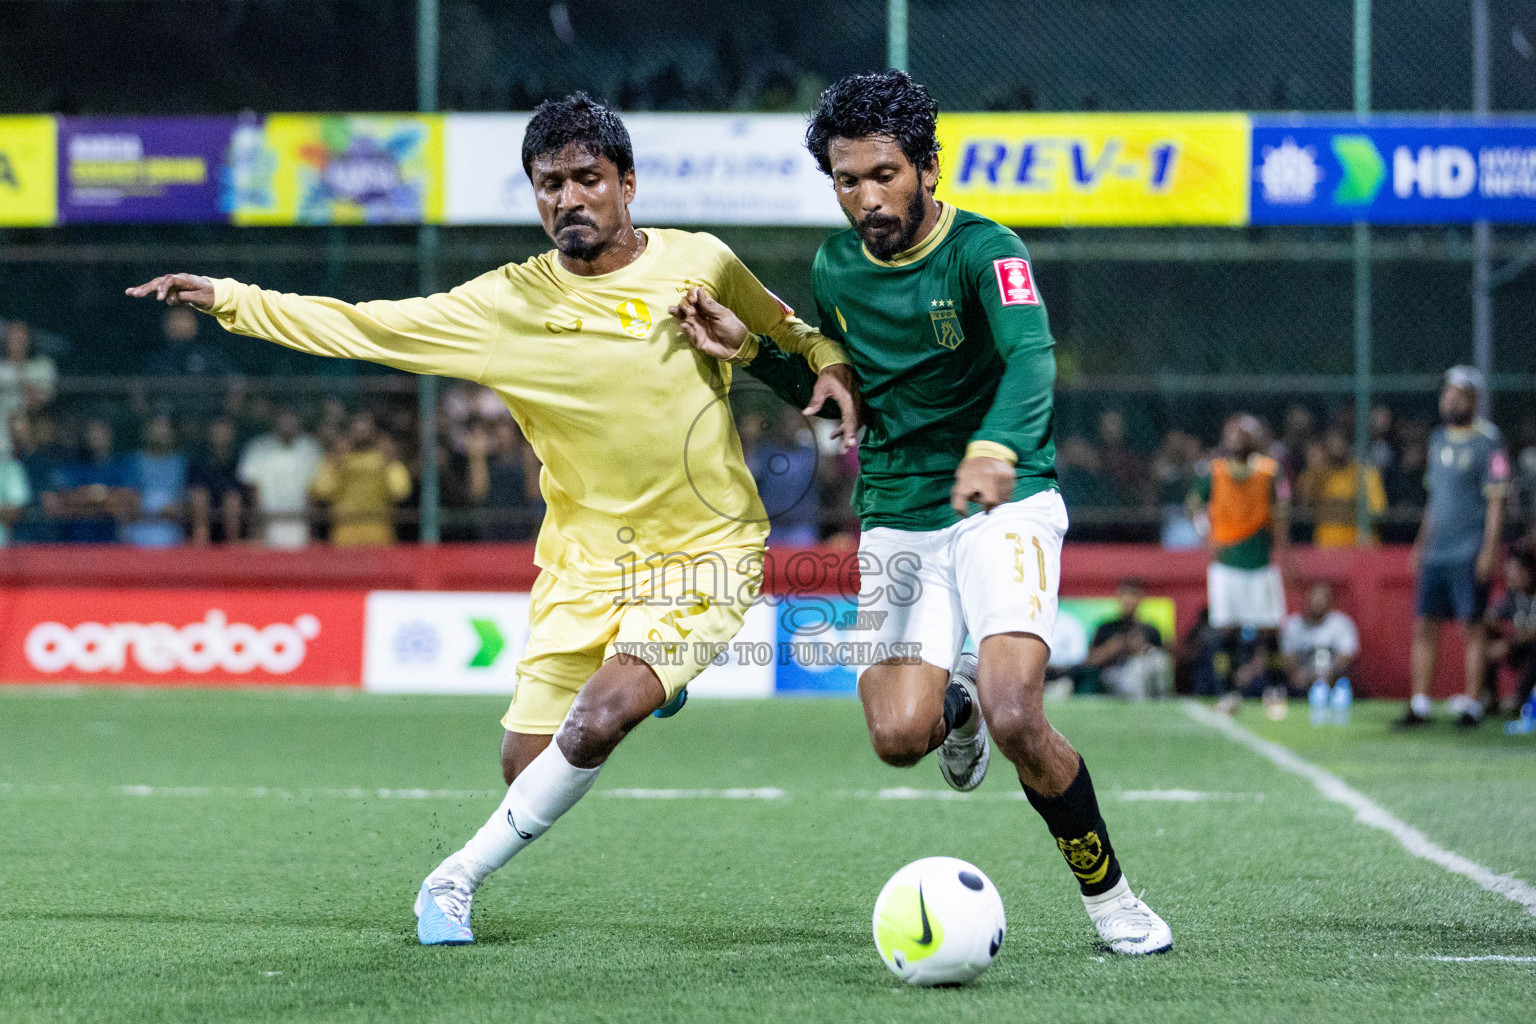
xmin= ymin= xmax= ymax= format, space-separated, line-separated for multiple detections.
xmin=205 ymin=228 xmax=848 ymax=587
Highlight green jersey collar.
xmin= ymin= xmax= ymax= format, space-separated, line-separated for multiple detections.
xmin=861 ymin=202 xmax=956 ymax=268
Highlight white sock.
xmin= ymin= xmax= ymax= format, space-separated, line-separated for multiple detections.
xmin=1411 ymin=694 xmax=1432 ymax=716
xmin=440 ymin=741 xmax=600 ymax=888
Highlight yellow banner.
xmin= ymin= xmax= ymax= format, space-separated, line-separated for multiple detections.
xmin=936 ymin=113 xmax=1250 ymax=227
xmin=0 ymin=116 xmax=59 ymax=227
xmin=231 ymin=114 xmax=444 ymax=225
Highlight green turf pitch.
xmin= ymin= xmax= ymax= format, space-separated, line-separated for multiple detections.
xmin=2 ymin=691 xmax=1533 ymax=1023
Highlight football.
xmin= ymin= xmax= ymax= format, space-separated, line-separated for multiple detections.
xmin=872 ymin=857 xmax=1007 ymax=986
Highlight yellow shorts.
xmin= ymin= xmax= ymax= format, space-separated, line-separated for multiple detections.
xmin=500 ymin=548 xmax=763 ymax=735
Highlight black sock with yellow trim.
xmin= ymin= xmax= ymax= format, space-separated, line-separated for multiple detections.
xmin=1022 ymin=756 xmax=1123 ymax=897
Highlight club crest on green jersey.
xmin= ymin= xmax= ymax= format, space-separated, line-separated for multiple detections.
xmin=929 ymin=299 xmax=963 ymax=349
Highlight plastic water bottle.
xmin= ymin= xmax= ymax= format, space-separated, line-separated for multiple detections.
xmin=1506 ymin=700 xmax=1536 ymax=735
xmin=1308 ymin=678 xmax=1331 ymax=725
xmin=1329 ymin=678 xmax=1353 ymax=726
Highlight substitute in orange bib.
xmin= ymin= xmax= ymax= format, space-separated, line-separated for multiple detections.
xmin=1188 ymin=414 xmax=1291 ymax=705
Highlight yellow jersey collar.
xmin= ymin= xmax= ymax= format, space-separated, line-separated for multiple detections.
xmin=549 ymin=228 xmax=662 ymax=286
xmin=861 ymin=202 xmax=955 ymax=268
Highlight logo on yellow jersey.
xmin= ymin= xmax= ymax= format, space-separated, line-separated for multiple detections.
xmin=929 ymin=299 xmax=963 ymax=350
xmin=615 ymin=298 xmax=653 ymax=339
xmin=544 ymin=317 xmax=582 ymax=333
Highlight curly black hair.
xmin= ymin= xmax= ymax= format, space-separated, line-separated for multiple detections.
xmin=521 ymin=92 xmax=634 ymax=179
xmin=804 ymin=70 xmax=941 ymax=177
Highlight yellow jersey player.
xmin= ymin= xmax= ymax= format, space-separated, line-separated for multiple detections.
xmin=127 ymin=94 xmax=857 ymax=945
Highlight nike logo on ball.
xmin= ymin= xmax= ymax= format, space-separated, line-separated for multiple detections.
xmin=916 ymin=884 xmax=933 ymax=945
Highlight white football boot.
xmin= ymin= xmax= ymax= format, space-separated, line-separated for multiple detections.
xmin=415 ymin=854 xmax=478 ymax=945
xmin=938 ymin=652 xmax=990 ymax=792
xmin=1084 ymin=876 xmax=1173 ymax=955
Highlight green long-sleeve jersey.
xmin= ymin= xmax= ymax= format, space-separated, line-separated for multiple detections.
xmin=745 ymin=203 xmax=1058 ymax=532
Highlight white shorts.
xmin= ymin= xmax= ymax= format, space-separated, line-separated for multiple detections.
xmin=1207 ymin=562 xmax=1285 ymax=629
xmin=854 ymin=490 xmax=1068 ymax=677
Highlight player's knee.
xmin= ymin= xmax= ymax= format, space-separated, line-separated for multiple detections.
xmin=559 ymin=698 xmax=631 ymax=767
xmin=868 ymin=717 xmax=933 ymax=767
xmin=985 ymin=701 xmax=1050 ymax=769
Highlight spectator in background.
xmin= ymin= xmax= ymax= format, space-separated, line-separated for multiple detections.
xmin=1280 ymin=581 xmax=1359 ymax=695
xmin=1483 ymin=544 xmax=1536 ymax=715
xmin=0 ymin=434 xmax=29 ymax=546
xmin=1385 ymin=420 xmax=1430 ymax=509
xmin=121 ymin=413 xmax=188 ymax=547
xmin=1057 ymin=435 xmax=1116 ymax=512
xmin=1369 ymin=405 xmax=1395 ymax=476
xmin=0 ymin=320 xmax=58 ymax=457
xmin=315 ymin=396 xmax=348 ymax=451
xmin=144 ymin=306 xmax=234 ymax=378
xmin=8 ymin=411 xmax=58 ymax=542
xmin=466 ymin=417 xmax=544 ymax=541
xmin=1077 ymin=579 xmax=1172 ymax=700
xmin=1510 ymin=416 xmax=1536 ymax=542
xmin=238 ymin=407 xmax=323 ymax=549
xmin=744 ymin=408 xmax=820 ymax=546
xmin=1400 ymin=367 xmax=1510 ymax=729
xmin=188 ymin=416 xmax=244 ymax=545
xmin=1275 ymin=404 xmax=1315 ymax=485
xmin=1152 ymin=430 xmax=1203 ymax=549
xmin=1097 ymin=410 xmax=1149 ymax=507
xmin=309 ymin=411 xmax=412 ymax=546
xmin=443 ymin=381 xmax=510 ymax=454
xmin=47 ymin=417 xmax=135 ymax=543
xmin=1296 ymin=426 xmax=1386 ymax=547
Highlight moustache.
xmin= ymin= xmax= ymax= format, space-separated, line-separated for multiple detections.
xmin=857 ymin=213 xmax=902 ymax=233
xmin=554 ymin=213 xmax=598 ymax=232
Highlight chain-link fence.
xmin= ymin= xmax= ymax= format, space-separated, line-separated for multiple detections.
xmin=1 ymin=0 xmax=1534 ymax=550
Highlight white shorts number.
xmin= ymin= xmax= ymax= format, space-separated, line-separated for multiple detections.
xmin=853 ymin=490 xmax=1068 ymax=676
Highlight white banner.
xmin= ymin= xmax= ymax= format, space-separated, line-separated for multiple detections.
xmin=363 ymin=590 xmax=775 ymax=698
xmin=445 ymin=113 xmax=843 ymax=226
xmin=364 ymin=591 xmax=530 ymax=695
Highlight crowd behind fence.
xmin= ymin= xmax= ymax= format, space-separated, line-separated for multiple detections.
xmin=4 ymin=327 xmax=1536 ymax=551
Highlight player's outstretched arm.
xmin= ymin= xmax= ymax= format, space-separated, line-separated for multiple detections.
xmin=126 ymin=271 xmax=498 ymax=382
xmin=672 ymin=288 xmax=862 ymax=451
xmin=126 ymin=274 xmax=216 ymax=309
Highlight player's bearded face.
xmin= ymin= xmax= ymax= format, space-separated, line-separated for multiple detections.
xmin=856 ymin=187 xmax=928 ymax=261
xmin=828 ymin=136 xmax=938 ymax=261
xmin=530 ymin=146 xmax=632 ymax=262
xmin=552 ymin=209 xmax=607 ymax=261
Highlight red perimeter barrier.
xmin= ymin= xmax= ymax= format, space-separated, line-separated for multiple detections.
xmin=0 ymin=543 xmax=1455 ymax=698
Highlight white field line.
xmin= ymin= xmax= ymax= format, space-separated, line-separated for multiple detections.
xmin=1185 ymin=701 xmax=1536 ymax=918
xmin=1428 ymin=955 xmax=1536 ymax=963
xmin=0 ymin=781 xmax=1259 ymax=804
xmin=601 ymin=788 xmax=786 ymax=800
xmin=1119 ymin=789 xmax=1265 ymax=802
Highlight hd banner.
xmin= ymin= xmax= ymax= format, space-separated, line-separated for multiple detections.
xmin=934 ymin=112 xmax=1252 ymax=227
xmin=1250 ymin=116 xmax=1536 ymax=224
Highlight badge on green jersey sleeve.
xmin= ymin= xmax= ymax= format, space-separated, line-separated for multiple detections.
xmin=992 ymin=257 xmax=1041 ymax=306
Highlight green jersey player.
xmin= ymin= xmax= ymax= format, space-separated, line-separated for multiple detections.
xmin=674 ymin=71 xmax=1171 ymax=955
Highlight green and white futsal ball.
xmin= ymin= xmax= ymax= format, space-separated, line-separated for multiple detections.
xmin=872 ymin=856 xmax=1006 ymax=985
